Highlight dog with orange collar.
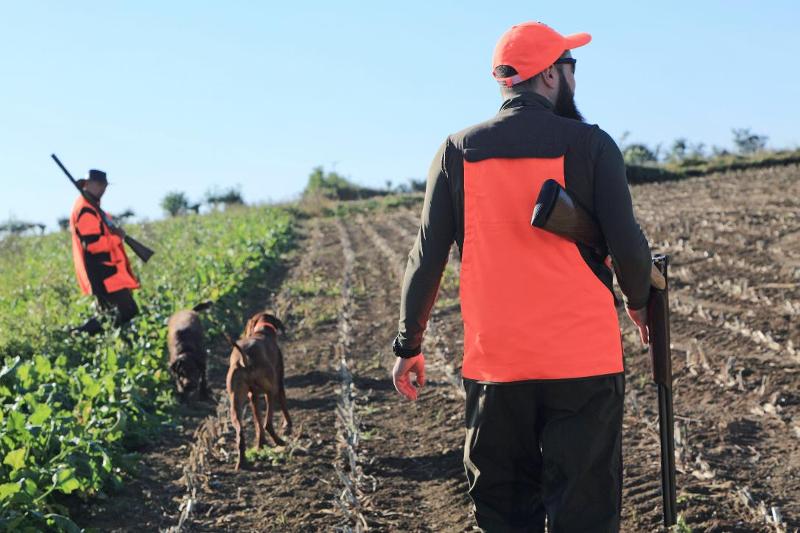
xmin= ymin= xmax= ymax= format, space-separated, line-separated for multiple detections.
xmin=225 ymin=310 xmax=292 ymax=470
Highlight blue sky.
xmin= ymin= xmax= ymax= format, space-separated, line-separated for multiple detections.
xmin=1 ymin=1 xmax=797 ymax=228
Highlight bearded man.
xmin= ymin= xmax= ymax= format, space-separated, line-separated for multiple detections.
xmin=391 ymin=22 xmax=652 ymax=532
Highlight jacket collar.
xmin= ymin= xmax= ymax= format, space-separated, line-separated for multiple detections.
xmin=500 ymin=91 xmax=554 ymax=113
xmin=81 ymin=191 xmax=101 ymax=205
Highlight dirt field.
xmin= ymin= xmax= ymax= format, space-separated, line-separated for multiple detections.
xmin=77 ymin=164 xmax=799 ymax=532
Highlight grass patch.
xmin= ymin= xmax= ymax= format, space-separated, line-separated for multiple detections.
xmin=672 ymin=514 xmax=693 ymax=533
xmin=298 ymin=193 xmax=421 ymax=219
xmin=244 ymin=445 xmax=291 ymax=466
xmin=285 ymin=276 xmax=341 ymax=298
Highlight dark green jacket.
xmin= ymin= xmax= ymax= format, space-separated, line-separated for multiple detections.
xmin=394 ymin=92 xmax=652 ymax=358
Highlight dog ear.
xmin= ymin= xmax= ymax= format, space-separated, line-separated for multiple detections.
xmin=244 ymin=315 xmax=258 ymax=337
xmin=262 ymin=313 xmax=286 ymax=334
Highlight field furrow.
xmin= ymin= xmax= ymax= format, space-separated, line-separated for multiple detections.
xmin=173 ymin=220 xmax=346 ymax=531
xmin=333 ymin=215 xmax=474 ymax=532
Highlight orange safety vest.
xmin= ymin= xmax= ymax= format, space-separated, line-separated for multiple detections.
xmin=460 ymin=156 xmax=622 ymax=382
xmin=70 ymin=195 xmax=139 ymax=295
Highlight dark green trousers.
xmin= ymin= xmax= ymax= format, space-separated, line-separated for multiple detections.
xmin=463 ymin=374 xmax=624 ymax=533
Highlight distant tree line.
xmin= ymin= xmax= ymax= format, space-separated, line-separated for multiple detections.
xmin=0 ymin=220 xmax=46 ymax=237
xmin=160 ymin=187 xmax=244 ymax=217
xmin=1 ymin=209 xmax=138 ymax=236
xmin=302 ymin=166 xmax=386 ymax=201
xmin=620 ymin=127 xmax=770 ymax=166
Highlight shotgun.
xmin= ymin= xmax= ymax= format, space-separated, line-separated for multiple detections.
xmin=648 ymin=255 xmax=677 ymax=527
xmin=531 ymin=178 xmax=676 ymax=527
xmin=52 ymin=154 xmax=155 ymax=263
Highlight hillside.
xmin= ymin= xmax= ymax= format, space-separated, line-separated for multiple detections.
xmin=2 ymin=164 xmax=799 ymax=531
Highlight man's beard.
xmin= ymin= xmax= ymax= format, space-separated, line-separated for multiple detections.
xmin=554 ymin=70 xmax=584 ymax=122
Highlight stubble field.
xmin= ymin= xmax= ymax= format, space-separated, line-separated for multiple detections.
xmin=3 ymin=164 xmax=798 ymax=532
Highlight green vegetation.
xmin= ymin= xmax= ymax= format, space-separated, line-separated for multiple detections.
xmin=0 ymin=220 xmax=46 ymax=237
xmin=296 ymin=191 xmax=419 ymax=219
xmin=297 ymin=166 xmax=426 ymax=217
xmin=673 ymin=514 xmax=693 ymax=533
xmin=285 ymin=276 xmax=341 ymax=298
xmin=621 ymin=128 xmax=800 ymax=184
xmin=205 ymin=187 xmax=244 ymax=209
xmin=303 ymin=166 xmax=385 ymax=202
xmin=244 ymin=444 xmax=292 ymax=466
xmin=0 ymin=205 xmax=295 ymax=530
xmin=160 ymin=191 xmax=191 ymax=217
xmin=626 ymin=147 xmax=800 ymax=184
xmin=161 ymin=187 xmax=242 ymax=218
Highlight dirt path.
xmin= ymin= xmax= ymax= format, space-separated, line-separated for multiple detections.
xmin=336 ymin=215 xmax=473 ymax=531
xmin=177 ymin=220 xmax=346 ymax=531
xmin=80 ymin=164 xmax=800 ymax=532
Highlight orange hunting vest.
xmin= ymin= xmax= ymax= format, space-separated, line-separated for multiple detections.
xmin=70 ymin=195 xmax=139 ymax=295
xmin=460 ymin=156 xmax=622 ymax=382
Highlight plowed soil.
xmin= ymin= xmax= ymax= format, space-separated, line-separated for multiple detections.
xmin=77 ymin=164 xmax=799 ymax=532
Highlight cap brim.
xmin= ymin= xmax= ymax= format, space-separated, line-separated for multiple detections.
xmin=563 ymin=32 xmax=591 ymax=50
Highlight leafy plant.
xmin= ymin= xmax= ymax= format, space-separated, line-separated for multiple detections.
xmin=623 ymin=143 xmax=658 ymax=166
xmin=160 ymin=191 xmax=191 ymax=217
xmin=0 ymin=204 xmax=295 ymax=530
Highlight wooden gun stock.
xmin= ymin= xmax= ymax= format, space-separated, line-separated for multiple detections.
xmin=533 ymin=179 xmax=677 ymax=526
xmin=532 ymin=179 xmax=665 ymax=289
xmin=123 ymin=234 xmax=155 ymax=263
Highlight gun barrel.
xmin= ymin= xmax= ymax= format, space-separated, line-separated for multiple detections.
xmin=648 ymin=255 xmax=677 ymax=526
xmin=658 ymin=384 xmax=677 ymax=526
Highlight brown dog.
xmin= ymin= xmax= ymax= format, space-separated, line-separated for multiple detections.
xmin=226 ymin=311 xmax=292 ymax=470
xmin=167 ymin=301 xmax=212 ymax=401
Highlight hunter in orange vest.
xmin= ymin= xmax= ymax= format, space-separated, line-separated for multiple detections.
xmin=70 ymin=169 xmax=139 ymax=335
xmin=392 ymin=22 xmax=653 ymax=531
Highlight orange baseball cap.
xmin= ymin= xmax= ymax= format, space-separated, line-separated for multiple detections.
xmin=493 ymin=22 xmax=591 ymax=87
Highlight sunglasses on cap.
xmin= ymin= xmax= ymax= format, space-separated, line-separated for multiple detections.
xmin=554 ymin=57 xmax=576 ymax=73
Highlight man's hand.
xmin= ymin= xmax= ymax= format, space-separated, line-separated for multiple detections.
xmin=627 ymin=305 xmax=649 ymax=345
xmin=392 ymin=353 xmax=425 ymax=401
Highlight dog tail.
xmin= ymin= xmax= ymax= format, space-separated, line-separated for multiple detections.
xmin=192 ymin=300 xmax=214 ymax=313
xmin=223 ymin=332 xmax=249 ymax=367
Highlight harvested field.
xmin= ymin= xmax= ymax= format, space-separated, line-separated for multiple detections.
xmin=79 ymin=164 xmax=799 ymax=532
